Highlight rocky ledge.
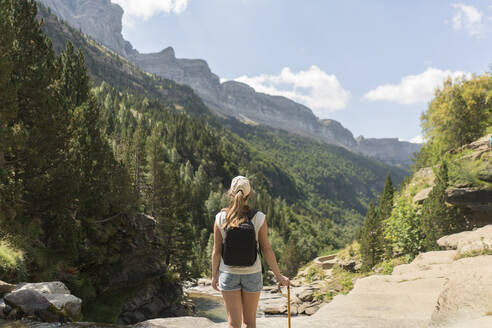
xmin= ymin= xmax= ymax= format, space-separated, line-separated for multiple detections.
xmin=0 ymin=281 xmax=81 ymax=322
xmin=412 ymin=134 xmax=492 ymax=227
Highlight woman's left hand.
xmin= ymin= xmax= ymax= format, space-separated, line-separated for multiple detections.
xmin=276 ymin=274 xmax=290 ymax=286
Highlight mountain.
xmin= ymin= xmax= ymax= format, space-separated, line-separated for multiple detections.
xmin=37 ymin=0 xmax=421 ymax=168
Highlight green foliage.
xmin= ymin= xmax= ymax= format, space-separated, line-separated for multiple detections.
xmin=373 ymin=255 xmax=411 ymax=275
xmin=320 ymin=264 xmax=369 ymax=302
xmin=279 ymin=237 xmax=303 ymax=278
xmin=414 ymin=75 xmax=492 ymax=169
xmin=0 ymin=240 xmax=25 ymax=281
xmin=305 ymin=265 xmax=326 ymax=283
xmin=384 ymin=195 xmax=424 ymax=258
xmin=337 ymin=241 xmax=361 ymax=262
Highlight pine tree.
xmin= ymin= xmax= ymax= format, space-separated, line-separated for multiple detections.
xmin=377 ymin=173 xmax=395 ymax=258
xmin=56 ymin=42 xmax=90 ymax=109
xmin=0 ymin=0 xmax=22 ymax=227
xmin=421 ymin=161 xmax=463 ymax=250
xmin=280 ymin=237 xmax=302 ymax=278
xmin=146 ymin=125 xmax=193 ymax=279
xmin=360 ymin=201 xmax=383 ymax=271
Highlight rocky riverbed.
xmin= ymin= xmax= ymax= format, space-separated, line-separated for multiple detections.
xmin=185 ymin=278 xmax=324 ymax=317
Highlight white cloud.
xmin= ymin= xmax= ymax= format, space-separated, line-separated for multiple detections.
xmin=111 ymin=0 xmax=189 ymax=27
xmin=399 ymin=135 xmax=424 ymax=144
xmin=363 ymin=68 xmax=471 ymax=104
xmin=233 ymin=65 xmax=350 ymax=117
xmin=451 ymin=3 xmax=484 ymax=37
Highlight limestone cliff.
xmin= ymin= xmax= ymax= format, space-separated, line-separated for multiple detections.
xmin=38 ymin=0 xmax=137 ymax=57
xmin=37 ymin=0 xmax=422 ymax=167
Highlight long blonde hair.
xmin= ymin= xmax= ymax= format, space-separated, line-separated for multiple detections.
xmin=221 ymin=189 xmax=251 ymax=229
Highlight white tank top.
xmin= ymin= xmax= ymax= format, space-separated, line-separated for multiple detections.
xmin=215 ymin=210 xmax=265 ymax=274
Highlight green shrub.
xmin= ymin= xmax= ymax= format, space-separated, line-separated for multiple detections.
xmin=384 ymin=195 xmax=424 ymax=258
xmin=0 ymin=240 xmax=26 ymax=282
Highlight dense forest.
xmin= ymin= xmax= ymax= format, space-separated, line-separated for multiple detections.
xmin=1 ymin=0 xmax=412 ymax=322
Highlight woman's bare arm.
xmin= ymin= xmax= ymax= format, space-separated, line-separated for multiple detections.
xmin=258 ymin=218 xmax=290 ymax=285
xmin=211 ymin=222 xmax=222 ymax=291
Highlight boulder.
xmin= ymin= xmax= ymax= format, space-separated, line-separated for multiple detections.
xmin=0 ymin=281 xmax=16 ymax=296
xmin=412 ymin=187 xmax=433 ymax=204
xmin=0 ymin=299 xmax=7 ymax=319
xmin=3 ymin=289 xmax=53 ymax=318
xmin=304 ymin=302 xmax=322 ymax=315
xmin=336 ymin=258 xmax=362 ymax=273
xmin=259 ymin=297 xmax=287 ymax=314
xmin=295 ymin=287 xmax=315 ymax=302
xmin=4 ymin=281 xmax=82 ymax=322
xmin=44 ymin=294 xmax=82 ymax=320
xmin=437 ymin=224 xmax=492 ymax=256
xmin=197 ymin=278 xmax=211 ymax=286
xmin=15 ymin=281 xmax=70 ymax=295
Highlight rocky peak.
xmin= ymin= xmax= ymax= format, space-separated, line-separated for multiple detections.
xmin=38 ymin=0 xmax=136 ymax=57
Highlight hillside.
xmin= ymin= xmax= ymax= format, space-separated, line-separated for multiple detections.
xmin=38 ymin=3 xmax=409 ymax=231
xmin=37 ymin=0 xmax=422 ymax=168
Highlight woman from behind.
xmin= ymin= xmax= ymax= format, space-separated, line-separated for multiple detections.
xmin=211 ymin=175 xmax=289 ymax=328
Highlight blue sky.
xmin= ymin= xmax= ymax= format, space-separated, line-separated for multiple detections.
xmin=111 ymin=0 xmax=491 ymax=142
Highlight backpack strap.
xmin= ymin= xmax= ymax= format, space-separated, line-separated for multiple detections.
xmin=247 ymin=207 xmax=258 ymax=221
xmin=247 ymin=208 xmax=265 ymax=273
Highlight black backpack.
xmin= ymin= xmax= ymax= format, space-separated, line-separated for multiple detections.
xmin=222 ymin=208 xmax=258 ymax=266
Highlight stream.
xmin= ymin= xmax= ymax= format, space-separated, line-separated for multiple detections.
xmin=188 ymin=292 xmax=227 ymax=323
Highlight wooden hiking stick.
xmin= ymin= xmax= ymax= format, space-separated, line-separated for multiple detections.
xmin=278 ymin=283 xmax=291 ymax=328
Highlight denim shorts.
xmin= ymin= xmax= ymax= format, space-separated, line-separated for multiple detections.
xmin=218 ymin=271 xmax=263 ymax=292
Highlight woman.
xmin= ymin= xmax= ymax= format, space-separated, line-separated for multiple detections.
xmin=211 ymin=175 xmax=290 ymax=328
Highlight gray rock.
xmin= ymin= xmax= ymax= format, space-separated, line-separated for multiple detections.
xmin=412 ymin=187 xmax=433 ymax=204
xmin=197 ymin=278 xmax=211 ymax=286
xmin=38 ymin=0 xmax=136 ymax=57
xmin=0 ymin=281 xmax=16 ymax=296
xmin=0 ymin=299 xmax=7 ymax=319
xmin=44 ymin=294 xmax=82 ymax=320
xmin=16 ymin=281 xmax=70 ymax=295
xmin=437 ymin=225 xmax=492 ymax=255
xmin=336 ymin=258 xmax=363 ymax=273
xmin=296 ymin=287 xmax=315 ymax=302
xmin=4 ymin=289 xmax=52 ymax=316
xmin=6 ymin=307 xmax=19 ymax=320
xmin=304 ymin=303 xmax=321 ymax=315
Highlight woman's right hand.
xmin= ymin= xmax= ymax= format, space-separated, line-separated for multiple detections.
xmin=212 ymin=275 xmax=219 ymax=291
xmin=276 ymin=274 xmax=290 ymax=286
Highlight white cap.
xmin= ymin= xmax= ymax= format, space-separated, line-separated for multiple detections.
xmin=230 ymin=176 xmax=251 ymax=197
